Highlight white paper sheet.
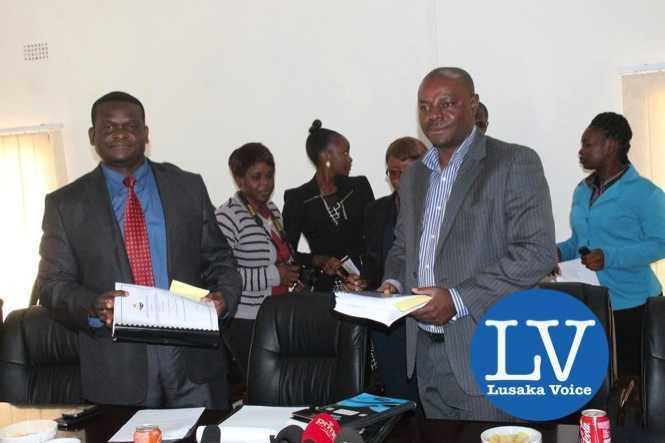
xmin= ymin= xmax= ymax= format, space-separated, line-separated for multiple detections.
xmin=333 ymin=291 xmax=430 ymax=327
xmin=109 ymin=407 xmax=205 ymax=441
xmin=194 ymin=406 xmax=305 ymax=443
xmin=556 ymin=259 xmax=600 ymax=286
xmin=340 ymin=257 xmax=360 ymax=276
xmin=113 ymin=283 xmax=218 ymax=332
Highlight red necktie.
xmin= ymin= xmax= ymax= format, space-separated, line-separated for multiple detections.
xmin=123 ymin=175 xmax=155 ymax=286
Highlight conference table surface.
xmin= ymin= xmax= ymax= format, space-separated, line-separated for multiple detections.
xmin=54 ymin=405 xmax=663 ymax=442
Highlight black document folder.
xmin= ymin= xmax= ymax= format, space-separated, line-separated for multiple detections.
xmin=111 ymin=282 xmax=221 ymax=348
xmin=112 ymin=325 xmax=220 ymax=348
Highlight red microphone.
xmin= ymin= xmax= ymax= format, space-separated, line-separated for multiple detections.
xmin=301 ymin=413 xmax=341 ymax=443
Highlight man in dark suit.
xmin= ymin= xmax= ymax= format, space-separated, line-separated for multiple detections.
xmin=380 ymin=68 xmax=556 ymax=420
xmin=37 ymin=91 xmax=241 ymax=408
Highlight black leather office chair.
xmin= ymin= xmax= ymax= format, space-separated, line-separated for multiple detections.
xmin=247 ymin=293 xmax=368 ymax=406
xmin=538 ymin=282 xmax=616 ymax=415
xmin=642 ymin=296 xmax=665 ymax=431
xmin=0 ymin=305 xmax=83 ymax=404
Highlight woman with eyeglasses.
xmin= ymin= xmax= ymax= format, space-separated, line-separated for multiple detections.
xmin=282 ymin=119 xmax=375 ymax=291
xmin=358 ymin=137 xmax=428 ymax=290
xmin=344 ymin=136 xmax=426 ymax=400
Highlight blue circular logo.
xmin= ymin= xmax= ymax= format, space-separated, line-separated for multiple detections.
xmin=470 ymin=288 xmax=609 ymax=421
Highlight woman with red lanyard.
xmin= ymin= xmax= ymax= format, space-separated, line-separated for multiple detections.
xmin=216 ymin=142 xmax=301 ymax=378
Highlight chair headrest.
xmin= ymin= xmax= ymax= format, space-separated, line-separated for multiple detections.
xmin=0 ymin=306 xmax=78 ymax=366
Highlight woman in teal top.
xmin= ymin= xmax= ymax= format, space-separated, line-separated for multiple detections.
xmin=557 ymin=112 xmax=665 ymax=378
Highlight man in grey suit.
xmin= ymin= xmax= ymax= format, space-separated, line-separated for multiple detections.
xmin=380 ymin=68 xmax=556 ymax=420
xmin=38 ymin=91 xmax=241 ymax=407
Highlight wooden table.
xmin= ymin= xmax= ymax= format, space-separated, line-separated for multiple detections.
xmin=53 ymin=405 xmax=664 ymax=442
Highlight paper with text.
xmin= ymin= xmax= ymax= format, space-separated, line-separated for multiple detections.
xmin=334 ymin=291 xmax=430 ymax=326
xmin=113 ymin=283 xmax=218 ymax=332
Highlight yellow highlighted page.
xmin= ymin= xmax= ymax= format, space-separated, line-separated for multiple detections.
xmin=169 ymin=280 xmax=208 ymax=301
xmin=394 ymin=295 xmax=431 ymax=312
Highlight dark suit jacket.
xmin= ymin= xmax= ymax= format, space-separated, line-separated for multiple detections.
xmin=282 ymin=175 xmax=374 ymax=272
xmin=362 ymin=193 xmax=398 ymax=290
xmin=37 ymin=160 xmax=242 ymax=406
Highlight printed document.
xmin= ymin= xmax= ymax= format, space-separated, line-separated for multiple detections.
xmin=113 ymin=283 xmax=218 ymax=332
xmin=334 ymin=291 xmax=430 ymax=326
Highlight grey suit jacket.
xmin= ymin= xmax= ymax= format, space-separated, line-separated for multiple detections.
xmin=383 ymin=134 xmax=556 ymax=396
xmin=37 ymin=160 xmax=242 ymax=406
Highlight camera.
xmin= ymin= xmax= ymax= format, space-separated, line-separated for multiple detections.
xmin=294 ymin=264 xmax=323 ymax=292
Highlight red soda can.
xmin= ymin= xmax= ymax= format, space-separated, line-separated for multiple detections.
xmin=134 ymin=424 xmax=162 ymax=443
xmin=579 ymin=409 xmax=611 ymax=443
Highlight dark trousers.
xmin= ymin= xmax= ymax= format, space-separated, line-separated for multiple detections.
xmin=140 ymin=345 xmax=227 ymax=408
xmin=370 ymin=319 xmax=419 ymax=402
xmin=225 ymin=318 xmax=255 ymax=382
xmin=614 ymin=304 xmax=645 ymax=378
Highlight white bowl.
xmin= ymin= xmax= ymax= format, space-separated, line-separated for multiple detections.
xmin=0 ymin=420 xmax=57 ymax=443
xmin=480 ymin=426 xmax=542 ymax=443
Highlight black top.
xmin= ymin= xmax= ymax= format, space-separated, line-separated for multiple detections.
xmin=362 ymin=192 xmax=398 ymax=290
xmin=283 ymin=175 xmax=375 ymax=281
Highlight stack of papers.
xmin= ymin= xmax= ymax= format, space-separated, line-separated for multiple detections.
xmin=112 ymin=282 xmax=220 ymax=348
xmin=333 ymin=291 xmax=431 ymax=326
xmin=113 ymin=283 xmax=218 ymax=332
xmin=195 ymin=406 xmax=305 ymax=443
xmin=110 ymin=408 xmax=204 ymax=441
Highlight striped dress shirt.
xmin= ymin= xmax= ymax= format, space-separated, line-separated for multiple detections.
xmin=417 ymin=128 xmax=477 ymax=333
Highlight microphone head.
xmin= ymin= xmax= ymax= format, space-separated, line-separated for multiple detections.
xmin=272 ymin=424 xmax=304 ymax=443
xmin=301 ymin=413 xmax=341 ymax=443
xmin=333 ymin=427 xmax=364 ymax=443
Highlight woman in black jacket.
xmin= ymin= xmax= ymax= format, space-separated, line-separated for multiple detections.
xmin=283 ymin=119 xmax=374 ymax=291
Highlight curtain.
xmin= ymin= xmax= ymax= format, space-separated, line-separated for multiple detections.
xmin=622 ymin=71 xmax=665 ymax=286
xmin=0 ymin=131 xmax=66 ymax=318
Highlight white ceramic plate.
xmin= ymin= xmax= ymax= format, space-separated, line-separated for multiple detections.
xmin=0 ymin=420 xmax=57 ymax=443
xmin=480 ymin=426 xmax=542 ymax=443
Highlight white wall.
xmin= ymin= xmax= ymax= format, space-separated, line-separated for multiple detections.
xmin=2 ymin=0 xmax=665 ymax=241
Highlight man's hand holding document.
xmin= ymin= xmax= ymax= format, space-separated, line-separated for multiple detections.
xmin=112 ymin=282 xmax=220 ymax=348
xmin=333 ymin=290 xmax=431 ymax=327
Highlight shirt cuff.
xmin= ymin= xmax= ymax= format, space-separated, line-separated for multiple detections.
xmin=383 ymin=279 xmax=403 ymax=294
xmin=450 ymin=287 xmax=468 ymax=321
xmin=88 ymin=316 xmax=104 ymax=328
